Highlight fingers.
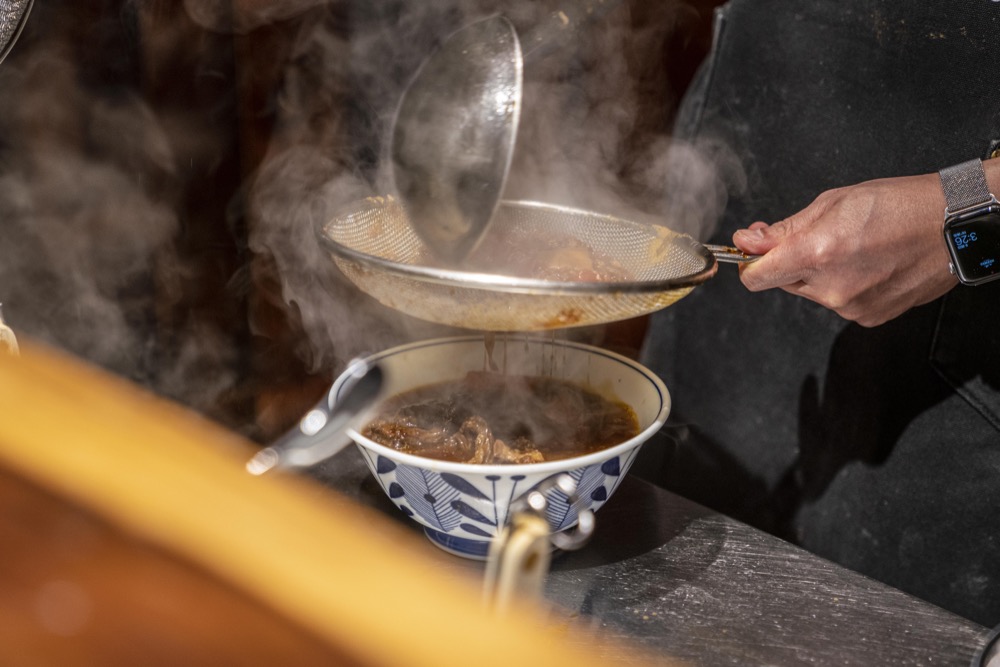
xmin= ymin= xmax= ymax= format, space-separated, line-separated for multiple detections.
xmin=738 ymin=251 xmax=805 ymax=292
xmin=778 ymin=281 xmax=890 ymax=327
xmin=732 ymin=202 xmax=827 ymax=291
xmin=735 ymin=226 xmax=811 ymax=292
xmin=732 ymin=213 xmax=813 ymax=290
xmin=732 ymin=222 xmax=776 ymax=254
xmin=761 ymin=263 xmax=908 ymax=327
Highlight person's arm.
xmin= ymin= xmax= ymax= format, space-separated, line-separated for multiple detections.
xmin=730 ymin=158 xmax=1000 ymax=327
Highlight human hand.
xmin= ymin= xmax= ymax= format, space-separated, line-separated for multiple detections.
xmin=731 ymin=170 xmax=964 ymax=327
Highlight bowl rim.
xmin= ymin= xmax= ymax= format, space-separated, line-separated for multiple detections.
xmin=335 ymin=335 xmax=671 ymax=475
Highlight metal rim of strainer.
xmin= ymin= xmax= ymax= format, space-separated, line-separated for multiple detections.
xmin=316 ymin=196 xmax=719 ymax=296
xmin=0 ymin=0 xmax=34 ymax=66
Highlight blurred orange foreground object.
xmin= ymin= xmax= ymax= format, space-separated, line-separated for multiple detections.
xmin=0 ymin=339 xmax=670 ymax=666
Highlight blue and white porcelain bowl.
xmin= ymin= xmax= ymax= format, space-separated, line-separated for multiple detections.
xmin=333 ymin=335 xmax=670 ymax=559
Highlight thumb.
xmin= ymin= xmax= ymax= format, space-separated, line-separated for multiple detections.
xmin=732 ymin=219 xmax=794 ymax=254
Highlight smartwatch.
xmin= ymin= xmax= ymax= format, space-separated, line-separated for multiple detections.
xmin=938 ymin=158 xmax=1000 ymax=285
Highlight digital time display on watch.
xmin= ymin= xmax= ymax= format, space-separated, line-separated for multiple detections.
xmin=944 ymin=208 xmax=1000 ymax=283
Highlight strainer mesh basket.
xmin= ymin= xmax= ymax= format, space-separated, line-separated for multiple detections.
xmin=318 ymin=196 xmax=716 ymax=331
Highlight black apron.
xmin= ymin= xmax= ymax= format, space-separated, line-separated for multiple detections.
xmin=639 ymin=0 xmax=1000 ymax=627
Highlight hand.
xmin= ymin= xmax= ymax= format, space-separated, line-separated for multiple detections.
xmin=731 ymin=171 xmax=960 ymax=327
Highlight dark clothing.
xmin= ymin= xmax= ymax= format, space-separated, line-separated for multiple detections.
xmin=640 ymin=0 xmax=1000 ymax=626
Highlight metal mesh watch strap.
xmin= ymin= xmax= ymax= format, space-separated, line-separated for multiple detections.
xmin=939 ymin=158 xmax=994 ymax=215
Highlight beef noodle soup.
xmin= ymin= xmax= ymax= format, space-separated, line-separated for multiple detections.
xmin=361 ymin=371 xmax=640 ymax=465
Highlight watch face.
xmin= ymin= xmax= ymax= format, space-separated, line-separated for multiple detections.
xmin=944 ymin=209 xmax=1000 ymax=284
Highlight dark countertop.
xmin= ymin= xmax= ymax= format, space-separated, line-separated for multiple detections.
xmin=310 ymin=447 xmax=995 ymax=666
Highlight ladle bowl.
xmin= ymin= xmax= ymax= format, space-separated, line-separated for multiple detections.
xmin=390 ymin=15 xmax=522 ymax=264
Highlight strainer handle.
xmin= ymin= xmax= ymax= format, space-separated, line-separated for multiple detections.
xmin=704 ymin=244 xmax=760 ymax=264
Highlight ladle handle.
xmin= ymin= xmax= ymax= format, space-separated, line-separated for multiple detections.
xmin=0 ymin=304 xmax=19 ymax=356
xmin=519 ymin=0 xmax=624 ymax=64
xmin=246 ymin=359 xmax=384 ymax=475
xmin=705 ymin=244 xmax=761 ymax=264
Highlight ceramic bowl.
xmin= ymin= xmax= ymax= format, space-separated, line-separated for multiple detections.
xmin=333 ymin=335 xmax=670 ymax=559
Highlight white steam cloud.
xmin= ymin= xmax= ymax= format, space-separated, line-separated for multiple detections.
xmin=0 ymin=43 xmax=177 ymax=379
xmin=247 ymin=0 xmax=737 ymax=372
xmin=0 ymin=2 xmax=245 ymax=425
xmin=0 ymin=0 xmax=738 ymax=435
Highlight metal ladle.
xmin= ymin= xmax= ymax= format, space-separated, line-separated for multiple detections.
xmin=390 ymin=1 xmax=757 ymax=268
xmin=391 ymin=1 xmax=631 ymax=265
xmin=390 ymin=15 xmax=522 ymax=265
xmin=246 ymin=359 xmax=384 ymax=475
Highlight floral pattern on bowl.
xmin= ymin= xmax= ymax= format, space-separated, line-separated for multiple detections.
xmin=336 ymin=336 xmax=670 ymax=559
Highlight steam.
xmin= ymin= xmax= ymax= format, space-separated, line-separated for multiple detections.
xmin=0 ymin=0 xmax=739 ymax=434
xmin=660 ymin=136 xmax=745 ymax=238
xmin=0 ymin=44 xmax=177 ymax=382
xmin=499 ymin=1 xmax=738 ymax=235
xmin=0 ymin=3 xmax=242 ymax=422
xmin=244 ymin=5 xmax=471 ymax=372
xmin=184 ymin=0 xmax=329 ymax=35
xmin=248 ymin=0 xmax=738 ymax=372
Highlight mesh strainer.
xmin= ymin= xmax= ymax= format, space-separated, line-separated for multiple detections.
xmin=317 ymin=196 xmax=743 ymax=331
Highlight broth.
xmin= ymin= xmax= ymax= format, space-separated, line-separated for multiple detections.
xmin=361 ymin=371 xmax=639 ymax=464
xmin=473 ymin=233 xmax=629 ymax=282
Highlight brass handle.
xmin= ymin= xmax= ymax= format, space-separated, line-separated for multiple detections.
xmin=704 ymin=244 xmax=760 ymax=264
xmin=483 ymin=473 xmax=595 ymax=614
